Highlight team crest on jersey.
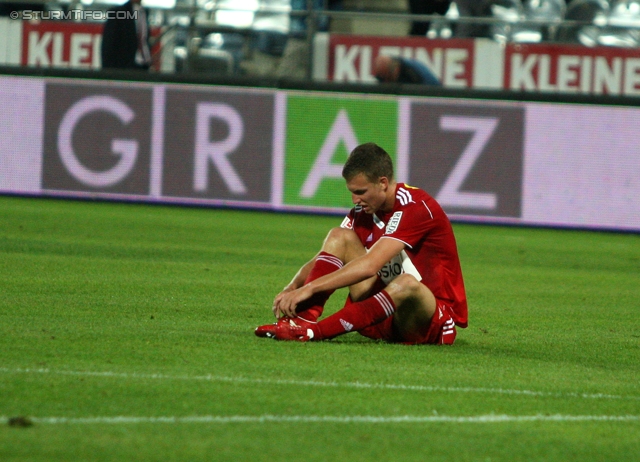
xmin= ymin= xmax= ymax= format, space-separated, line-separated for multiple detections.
xmin=386 ymin=211 xmax=403 ymax=234
xmin=340 ymin=216 xmax=353 ymax=229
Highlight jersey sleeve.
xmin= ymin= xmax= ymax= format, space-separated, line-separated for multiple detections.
xmin=382 ymin=201 xmax=434 ymax=248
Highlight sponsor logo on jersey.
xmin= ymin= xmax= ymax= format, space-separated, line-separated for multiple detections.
xmin=385 ymin=211 xmax=403 ymax=234
xmin=340 ymin=216 xmax=353 ymax=229
xmin=397 ymin=188 xmax=415 ymax=206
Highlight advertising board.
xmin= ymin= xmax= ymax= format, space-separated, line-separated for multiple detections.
xmin=1 ymin=74 xmax=639 ymax=232
xmin=314 ymin=33 xmax=640 ymax=96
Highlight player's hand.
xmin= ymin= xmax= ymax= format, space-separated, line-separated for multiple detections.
xmin=272 ymin=285 xmax=313 ymax=319
xmin=272 ymin=286 xmax=295 ymax=318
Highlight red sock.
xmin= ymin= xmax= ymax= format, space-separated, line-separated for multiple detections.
xmin=313 ymin=290 xmax=396 ymax=340
xmin=295 ymin=252 xmax=343 ymax=322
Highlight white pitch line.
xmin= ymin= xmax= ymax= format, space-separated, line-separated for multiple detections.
xmin=1 ymin=367 xmax=639 ymax=401
xmin=4 ymin=414 xmax=640 ymax=425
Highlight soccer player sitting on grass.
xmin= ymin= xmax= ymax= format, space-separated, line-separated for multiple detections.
xmin=255 ymin=142 xmax=467 ymax=344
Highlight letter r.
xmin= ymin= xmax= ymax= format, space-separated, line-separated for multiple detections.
xmin=194 ymin=103 xmax=246 ymax=194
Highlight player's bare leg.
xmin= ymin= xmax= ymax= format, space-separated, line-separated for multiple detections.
xmin=383 ymin=274 xmax=437 ymax=343
xmin=319 ymin=227 xmax=365 ymax=265
xmin=318 ymin=227 xmax=379 ymax=297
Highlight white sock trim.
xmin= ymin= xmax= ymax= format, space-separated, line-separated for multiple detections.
xmin=374 ymin=292 xmax=395 ymax=317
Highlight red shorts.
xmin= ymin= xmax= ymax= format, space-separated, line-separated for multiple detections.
xmin=358 ymin=299 xmax=457 ymax=345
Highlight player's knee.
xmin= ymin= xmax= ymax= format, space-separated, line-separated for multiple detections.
xmin=325 ymin=227 xmax=354 ymax=243
xmin=387 ymin=274 xmax=436 ymax=320
xmin=398 ymin=273 xmax=423 ymax=292
xmin=386 ymin=274 xmax=423 ymax=303
xmin=323 ymin=227 xmax=364 ymax=256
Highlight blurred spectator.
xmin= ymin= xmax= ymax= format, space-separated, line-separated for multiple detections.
xmin=453 ymin=0 xmax=493 ymax=38
xmin=101 ymin=0 xmax=152 ymax=70
xmin=374 ymin=55 xmax=441 ymax=85
xmin=289 ymin=0 xmax=342 ymax=37
xmin=408 ymin=0 xmax=452 ymax=36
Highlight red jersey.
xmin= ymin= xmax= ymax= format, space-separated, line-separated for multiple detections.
xmin=340 ymin=183 xmax=468 ymax=328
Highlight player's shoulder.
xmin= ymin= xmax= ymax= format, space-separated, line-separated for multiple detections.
xmin=394 ymin=183 xmax=445 ymax=220
xmin=395 ymin=183 xmax=431 ymax=207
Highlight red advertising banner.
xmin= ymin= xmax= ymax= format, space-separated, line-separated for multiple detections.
xmin=22 ymin=21 xmax=103 ymax=69
xmin=505 ymin=42 xmax=640 ymax=96
xmin=318 ymin=33 xmax=640 ymax=96
xmin=326 ymin=34 xmax=475 ymax=88
xmin=21 ymin=20 xmax=162 ymax=70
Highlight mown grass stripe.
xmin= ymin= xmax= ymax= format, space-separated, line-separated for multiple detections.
xmin=2 ymin=367 xmax=639 ymax=401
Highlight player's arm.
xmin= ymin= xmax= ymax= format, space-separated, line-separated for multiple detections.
xmin=274 ymin=238 xmax=405 ymax=318
xmin=271 ymin=255 xmax=317 ymax=317
xmin=282 ymin=257 xmax=316 ymax=292
xmin=309 ymin=237 xmax=405 ymax=292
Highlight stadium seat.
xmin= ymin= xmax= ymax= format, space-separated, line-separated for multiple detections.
xmin=172 ymin=33 xmax=240 ymax=75
xmin=488 ymin=0 xmax=525 ymax=43
xmin=511 ymin=0 xmax=567 ymax=43
xmin=597 ymin=0 xmax=640 ymax=47
xmin=555 ymin=0 xmax=609 ymax=45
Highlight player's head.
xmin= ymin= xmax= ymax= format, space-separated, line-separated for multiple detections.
xmin=342 ymin=142 xmax=394 ymax=184
xmin=342 ymin=143 xmax=395 ymax=214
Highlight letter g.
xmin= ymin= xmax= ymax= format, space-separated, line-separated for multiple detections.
xmin=58 ymin=95 xmax=138 ymax=188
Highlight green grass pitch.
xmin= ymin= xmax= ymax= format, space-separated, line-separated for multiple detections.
xmin=0 ymin=196 xmax=639 ymax=461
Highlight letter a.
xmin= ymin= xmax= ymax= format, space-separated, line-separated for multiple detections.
xmin=300 ymin=109 xmax=359 ymax=198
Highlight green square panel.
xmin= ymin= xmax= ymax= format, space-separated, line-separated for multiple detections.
xmin=284 ymin=94 xmax=397 ymax=209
